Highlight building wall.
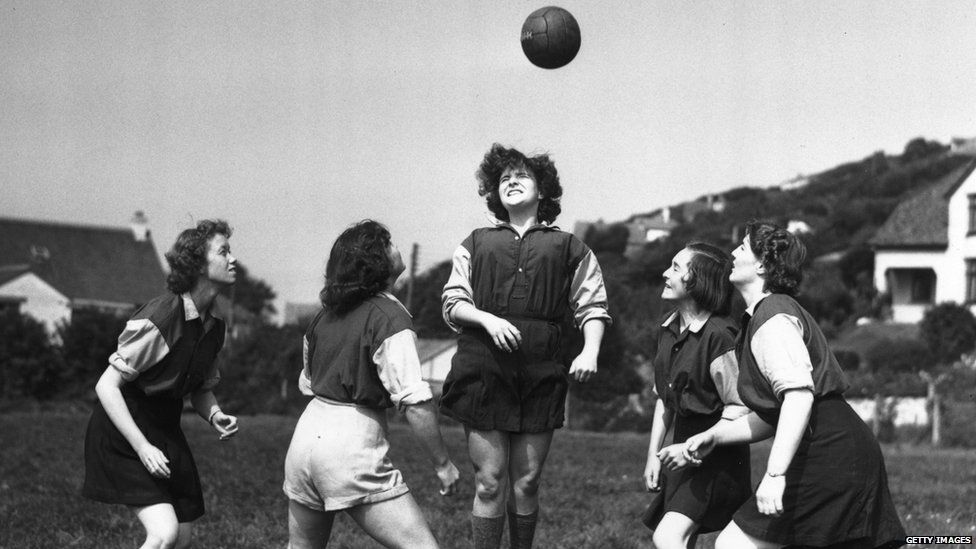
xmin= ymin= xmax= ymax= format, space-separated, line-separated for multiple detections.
xmin=874 ymin=249 xmax=946 ymax=322
xmin=847 ymin=396 xmax=928 ymax=427
xmin=0 ymin=273 xmax=71 ymax=333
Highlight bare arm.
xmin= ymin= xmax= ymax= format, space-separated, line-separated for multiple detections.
xmin=403 ymin=401 xmax=460 ymax=495
xmin=94 ymin=367 xmax=171 ymax=478
xmin=190 ymin=388 xmax=238 ymax=440
xmin=450 ymin=301 xmax=522 ymax=352
xmin=569 ymin=318 xmax=605 ymax=382
xmin=643 ymin=398 xmax=673 ymax=491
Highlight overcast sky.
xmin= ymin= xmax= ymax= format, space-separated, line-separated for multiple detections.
xmin=3 ymin=1 xmax=975 ymax=314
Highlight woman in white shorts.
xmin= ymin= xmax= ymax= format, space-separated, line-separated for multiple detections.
xmin=283 ymin=220 xmax=460 ymax=549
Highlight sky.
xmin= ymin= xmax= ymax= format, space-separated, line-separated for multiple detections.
xmin=3 ymin=1 xmax=976 ymax=316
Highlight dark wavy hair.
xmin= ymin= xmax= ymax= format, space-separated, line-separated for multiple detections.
xmin=476 ymin=143 xmax=563 ymax=224
xmin=683 ymin=242 xmax=734 ymax=315
xmin=319 ymin=220 xmax=394 ymax=315
xmin=745 ymin=220 xmax=807 ymax=296
xmin=165 ymin=219 xmax=232 ymax=294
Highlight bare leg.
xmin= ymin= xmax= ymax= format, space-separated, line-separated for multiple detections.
xmin=288 ymin=500 xmax=336 ymax=549
xmin=466 ymin=428 xmax=511 ymax=518
xmin=135 ymin=503 xmax=180 ymax=549
xmin=345 ymin=493 xmax=439 ymax=549
xmin=507 ymin=431 xmax=554 ymax=514
xmin=651 ymin=512 xmax=698 ymax=549
xmin=714 ymin=521 xmax=785 ymax=549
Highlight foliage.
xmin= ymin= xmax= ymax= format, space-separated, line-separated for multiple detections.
xmin=394 ymin=259 xmax=454 ymax=339
xmin=583 ymin=222 xmax=630 ymax=256
xmin=919 ymin=302 xmax=976 ymax=367
xmin=0 ymin=309 xmax=63 ymax=399
xmin=57 ymin=309 xmax=127 ymax=395
xmin=219 ymin=262 xmax=277 ymax=319
xmin=218 ymin=324 xmax=306 ymax=415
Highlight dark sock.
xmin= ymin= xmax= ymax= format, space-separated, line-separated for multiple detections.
xmin=471 ymin=514 xmax=505 ymax=549
xmin=507 ymin=509 xmax=539 ymax=549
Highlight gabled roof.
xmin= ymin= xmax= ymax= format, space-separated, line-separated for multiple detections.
xmin=870 ymin=158 xmax=976 ymax=249
xmin=0 ymin=217 xmax=166 ymax=305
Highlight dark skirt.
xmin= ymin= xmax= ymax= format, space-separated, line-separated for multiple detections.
xmin=642 ymin=413 xmax=751 ymax=533
xmin=82 ymin=387 xmax=205 ymax=522
xmin=439 ymin=318 xmax=566 ymax=433
xmin=734 ymin=395 xmax=906 ymax=548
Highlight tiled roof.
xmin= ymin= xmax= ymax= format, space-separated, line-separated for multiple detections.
xmin=870 ymin=159 xmax=976 ymax=248
xmin=0 ymin=217 xmax=166 ymax=305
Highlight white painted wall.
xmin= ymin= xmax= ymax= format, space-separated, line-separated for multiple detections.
xmin=0 ymin=273 xmax=71 ymax=334
xmin=848 ymin=396 xmax=928 ymax=426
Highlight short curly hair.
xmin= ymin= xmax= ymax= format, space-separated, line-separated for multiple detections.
xmin=683 ymin=242 xmax=734 ymax=315
xmin=165 ymin=219 xmax=232 ymax=294
xmin=745 ymin=220 xmax=807 ymax=296
xmin=319 ymin=220 xmax=394 ymax=315
xmin=476 ymin=143 xmax=563 ymax=224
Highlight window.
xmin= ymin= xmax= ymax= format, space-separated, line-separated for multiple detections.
xmin=967 ymin=260 xmax=976 ymax=303
xmin=910 ymin=270 xmax=935 ymax=304
xmin=969 ymin=195 xmax=976 ymax=235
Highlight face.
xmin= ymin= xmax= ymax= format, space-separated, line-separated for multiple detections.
xmin=498 ymin=164 xmax=541 ymax=212
xmin=388 ymin=242 xmax=405 ymax=281
xmin=203 ymin=233 xmax=237 ymax=286
xmin=661 ymin=248 xmax=694 ymax=301
xmin=730 ymin=234 xmax=762 ymax=286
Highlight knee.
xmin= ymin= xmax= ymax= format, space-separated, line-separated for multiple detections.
xmin=511 ymin=469 xmax=542 ymax=499
xmin=474 ymin=470 xmax=505 ymax=502
xmin=143 ymin=529 xmax=179 ymax=549
xmin=651 ymin=530 xmax=685 ymax=549
xmin=713 ymin=528 xmax=740 ymax=549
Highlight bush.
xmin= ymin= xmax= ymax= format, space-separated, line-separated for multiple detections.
xmin=834 ymin=349 xmax=861 ymax=371
xmin=0 ymin=309 xmax=64 ymax=399
xmin=218 ymin=324 xmax=306 ymax=414
xmin=940 ymin=400 xmax=976 ymax=448
xmin=865 ymin=337 xmax=931 ymax=375
xmin=58 ymin=308 xmax=128 ymax=397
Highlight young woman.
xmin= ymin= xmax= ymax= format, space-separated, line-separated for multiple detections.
xmin=641 ymin=243 xmax=751 ymax=549
xmin=82 ymin=219 xmax=240 ymax=549
xmin=283 ymin=220 xmax=460 ymax=549
xmin=440 ymin=143 xmax=611 ymax=549
xmin=666 ymin=220 xmax=906 ymax=549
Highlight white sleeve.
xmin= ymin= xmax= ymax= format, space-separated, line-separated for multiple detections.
xmin=372 ymin=329 xmax=434 ymax=410
xmin=750 ymin=314 xmax=815 ymax=399
xmin=441 ymin=244 xmax=474 ymax=333
xmin=569 ymin=249 xmax=612 ymax=328
xmin=708 ymin=349 xmax=750 ymax=420
xmin=298 ymin=335 xmax=313 ymax=396
xmin=108 ymin=318 xmax=170 ymax=381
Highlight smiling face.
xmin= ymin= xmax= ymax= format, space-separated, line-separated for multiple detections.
xmin=203 ymin=233 xmax=237 ymax=286
xmin=388 ymin=242 xmax=405 ymax=282
xmin=730 ymin=234 xmax=762 ymax=287
xmin=498 ymin=163 xmax=541 ymax=213
xmin=661 ymin=247 xmax=694 ymax=301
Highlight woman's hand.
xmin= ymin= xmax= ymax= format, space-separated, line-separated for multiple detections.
xmin=569 ymin=348 xmax=598 ymax=383
xmin=756 ymin=473 xmax=786 ymax=516
xmin=657 ymin=443 xmax=701 ymax=471
xmin=210 ymin=411 xmax=239 ymax=440
xmin=481 ymin=315 xmax=521 ymax=352
xmin=136 ymin=442 xmax=171 ymax=478
xmin=643 ymin=455 xmax=662 ymax=491
xmin=435 ymin=460 xmax=461 ymax=496
xmin=684 ymin=431 xmax=717 ymax=462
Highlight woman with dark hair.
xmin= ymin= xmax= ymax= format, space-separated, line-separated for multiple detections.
xmin=82 ymin=219 xmax=240 ymax=549
xmin=670 ymin=220 xmax=905 ymax=549
xmin=283 ymin=220 xmax=460 ymax=549
xmin=441 ymin=144 xmax=611 ymax=549
xmin=641 ymin=242 xmax=751 ymax=549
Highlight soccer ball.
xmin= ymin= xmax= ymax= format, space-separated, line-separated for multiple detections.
xmin=520 ymin=6 xmax=581 ymax=69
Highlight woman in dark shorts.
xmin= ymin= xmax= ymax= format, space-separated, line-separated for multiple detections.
xmin=641 ymin=242 xmax=751 ymax=549
xmin=82 ymin=219 xmax=240 ymax=549
xmin=440 ymin=143 xmax=611 ymax=549
xmin=667 ymin=220 xmax=906 ymax=549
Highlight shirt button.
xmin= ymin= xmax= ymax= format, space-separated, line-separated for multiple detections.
xmin=518 ymin=267 xmax=523 ymax=272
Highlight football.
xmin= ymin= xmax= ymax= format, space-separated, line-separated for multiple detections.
xmin=520 ymin=6 xmax=581 ymax=69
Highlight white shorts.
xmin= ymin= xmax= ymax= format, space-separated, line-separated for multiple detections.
xmin=283 ymin=397 xmax=409 ymax=511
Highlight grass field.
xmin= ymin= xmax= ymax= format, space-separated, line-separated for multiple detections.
xmin=1 ymin=410 xmax=974 ymax=548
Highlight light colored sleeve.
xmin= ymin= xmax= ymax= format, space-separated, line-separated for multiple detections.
xmin=298 ymin=334 xmax=313 ymax=396
xmin=372 ymin=329 xmax=434 ymax=410
xmin=751 ymin=313 xmax=814 ymax=399
xmin=108 ymin=318 xmax=170 ymax=381
xmin=442 ymin=244 xmax=474 ymax=333
xmin=709 ymin=349 xmax=750 ymax=420
xmin=569 ymin=249 xmax=612 ymax=328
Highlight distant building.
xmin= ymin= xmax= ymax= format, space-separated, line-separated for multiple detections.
xmin=787 ymin=220 xmax=813 ymax=235
xmin=870 ymin=157 xmax=976 ymax=322
xmin=417 ymin=338 xmax=455 ymax=396
xmin=0 ymin=213 xmax=166 ymax=333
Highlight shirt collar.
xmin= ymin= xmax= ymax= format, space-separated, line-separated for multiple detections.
xmin=744 ymin=292 xmax=773 ymax=316
xmin=661 ymin=310 xmax=711 ymax=333
xmin=181 ymin=293 xmax=202 ymax=321
xmin=379 ymin=291 xmax=412 ymax=318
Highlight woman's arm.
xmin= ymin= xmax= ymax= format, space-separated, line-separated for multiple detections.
xmin=569 ymin=318 xmax=604 ymax=382
xmin=403 ymin=402 xmax=460 ymax=495
xmin=189 ymin=389 xmax=238 ymax=440
xmin=95 ymin=367 xmax=171 ymax=478
xmin=643 ymin=398 xmax=673 ymax=491
xmin=450 ymin=301 xmax=522 ymax=352
xmin=755 ymin=388 xmax=814 ymax=516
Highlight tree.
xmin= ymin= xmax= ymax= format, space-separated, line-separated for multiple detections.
xmin=918 ymin=303 xmax=976 ymax=446
xmin=0 ymin=309 xmax=64 ymax=399
xmin=220 ymin=262 xmax=277 ymax=320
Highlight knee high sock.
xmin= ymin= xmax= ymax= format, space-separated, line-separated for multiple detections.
xmin=507 ymin=509 xmax=539 ymax=549
xmin=471 ymin=514 xmax=505 ymax=549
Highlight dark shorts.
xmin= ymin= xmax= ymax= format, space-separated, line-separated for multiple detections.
xmin=439 ymin=318 xmax=567 ymax=433
xmin=82 ymin=390 xmax=205 ymax=523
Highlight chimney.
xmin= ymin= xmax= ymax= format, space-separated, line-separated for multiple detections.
xmin=661 ymin=207 xmax=671 ymax=224
xmin=130 ymin=211 xmax=150 ymax=242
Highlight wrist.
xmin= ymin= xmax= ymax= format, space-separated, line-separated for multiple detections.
xmin=765 ymin=470 xmax=786 ymax=478
xmin=207 ymin=408 xmax=221 ymax=425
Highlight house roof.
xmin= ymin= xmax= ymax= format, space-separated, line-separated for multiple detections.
xmin=416 ymin=338 xmax=456 ymax=362
xmin=870 ymin=158 xmax=976 ymax=248
xmin=0 ymin=217 xmax=166 ymax=305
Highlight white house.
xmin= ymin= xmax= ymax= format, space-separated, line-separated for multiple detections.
xmin=0 ymin=213 xmax=166 ymax=332
xmin=416 ymin=338 xmax=456 ymax=396
xmin=871 ymin=156 xmax=976 ymax=322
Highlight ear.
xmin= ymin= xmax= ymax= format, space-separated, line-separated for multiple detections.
xmin=755 ymin=261 xmax=766 ymax=276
